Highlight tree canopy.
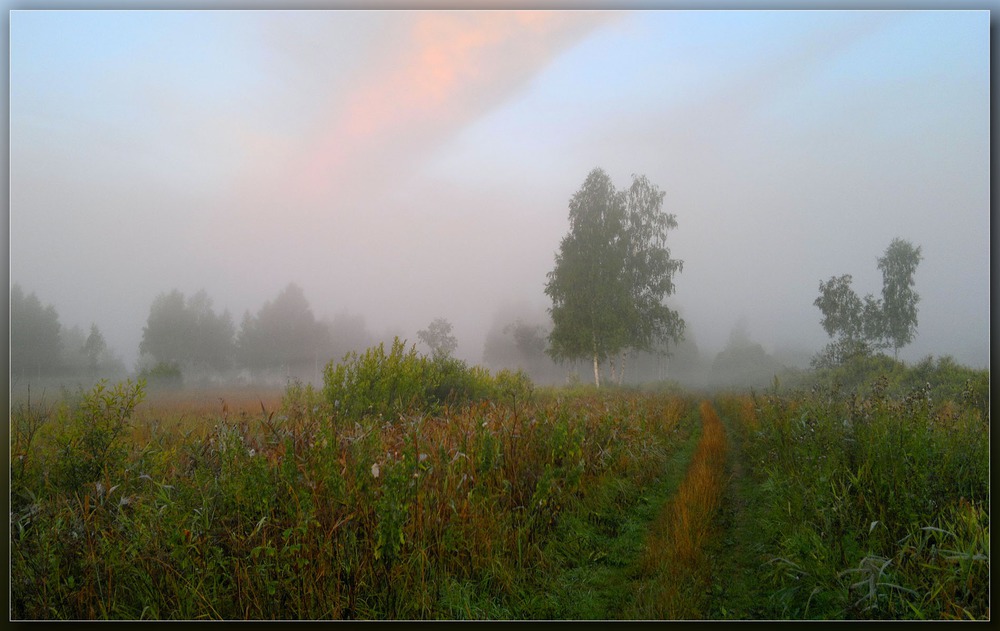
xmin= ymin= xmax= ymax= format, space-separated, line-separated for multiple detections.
xmin=139 ymin=289 xmax=236 ymax=372
xmin=878 ymin=238 xmax=923 ymax=357
xmin=544 ymin=168 xmax=684 ymax=386
xmin=237 ymin=283 xmax=332 ymax=380
xmin=814 ymin=238 xmax=922 ymax=365
xmin=10 ymin=284 xmax=63 ymax=380
xmin=417 ymin=317 xmax=458 ymax=360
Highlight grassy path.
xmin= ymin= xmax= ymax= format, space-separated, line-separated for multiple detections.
xmin=626 ymin=400 xmax=730 ymax=619
xmin=702 ymin=398 xmax=773 ymax=619
xmin=535 ymin=400 xmax=704 ymax=619
xmin=540 ymin=399 xmax=732 ymax=619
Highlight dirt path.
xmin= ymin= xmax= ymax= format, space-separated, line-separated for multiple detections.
xmin=627 ymin=400 xmax=730 ymax=619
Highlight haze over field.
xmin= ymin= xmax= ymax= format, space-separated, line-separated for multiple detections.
xmin=10 ymin=9 xmax=990 ymax=377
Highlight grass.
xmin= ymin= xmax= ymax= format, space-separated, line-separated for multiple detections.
xmin=10 ymin=379 xmax=695 ymax=620
xmin=711 ymin=375 xmax=989 ymax=620
xmin=10 ymin=353 xmax=989 ymax=620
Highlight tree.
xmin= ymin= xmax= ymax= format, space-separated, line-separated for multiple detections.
xmin=83 ymin=324 xmax=107 ymax=373
xmin=710 ymin=320 xmax=786 ymax=388
xmin=10 ymin=284 xmax=63 ymax=380
xmin=139 ymin=290 xmax=191 ymax=366
xmin=60 ymin=323 xmax=126 ymax=380
xmin=813 ymin=238 xmax=922 ymax=365
xmin=878 ymin=238 xmax=922 ymax=358
xmin=237 ymin=283 xmax=331 ymax=381
xmin=328 ymin=312 xmax=375 ymax=364
xmin=545 ymin=168 xmax=684 ymax=386
xmin=417 ymin=317 xmax=458 ymax=360
xmin=815 ymin=274 xmax=863 ymax=341
xmin=618 ymin=174 xmax=686 ymax=368
xmin=139 ymin=289 xmax=236 ymax=374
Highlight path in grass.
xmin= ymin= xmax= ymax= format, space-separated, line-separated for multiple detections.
xmin=625 ymin=400 xmax=731 ymax=619
xmin=539 ymin=399 xmax=731 ymax=619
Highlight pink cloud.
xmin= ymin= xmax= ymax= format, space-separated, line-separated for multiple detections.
xmin=293 ymin=10 xmax=613 ymax=203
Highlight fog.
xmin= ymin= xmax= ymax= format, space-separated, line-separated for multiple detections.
xmin=9 ymin=9 xmax=991 ymax=390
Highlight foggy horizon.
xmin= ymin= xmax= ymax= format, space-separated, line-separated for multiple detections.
xmin=10 ymin=9 xmax=990 ymax=379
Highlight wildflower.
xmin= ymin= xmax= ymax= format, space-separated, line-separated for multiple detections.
xmin=248 ymin=448 xmax=256 ymax=458
xmin=418 ymin=453 xmax=428 ymax=463
xmin=371 ymin=463 xmax=380 ymax=478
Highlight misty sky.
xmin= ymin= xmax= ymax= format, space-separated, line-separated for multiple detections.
xmin=10 ymin=9 xmax=990 ymax=370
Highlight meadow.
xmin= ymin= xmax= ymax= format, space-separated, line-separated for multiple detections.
xmin=9 ymin=344 xmax=990 ymax=620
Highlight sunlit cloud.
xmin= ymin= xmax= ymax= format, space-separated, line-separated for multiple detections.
xmin=294 ymin=10 xmax=613 ymax=203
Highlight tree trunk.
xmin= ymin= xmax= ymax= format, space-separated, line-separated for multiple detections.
xmin=609 ymin=356 xmax=617 ymax=384
xmin=618 ymin=351 xmax=627 ymax=386
xmin=592 ymin=353 xmax=601 ymax=388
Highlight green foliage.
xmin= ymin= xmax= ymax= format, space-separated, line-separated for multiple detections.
xmin=717 ymin=357 xmax=988 ymax=620
xmin=237 ymin=282 xmax=331 ymax=378
xmin=814 ymin=274 xmax=867 ymax=342
xmin=804 ymin=353 xmax=988 ymax=409
xmin=138 ymin=361 xmax=183 ymax=388
xmin=10 ymin=283 xmax=64 ymax=379
xmin=417 ymin=317 xmax=458 ymax=360
xmin=47 ymin=380 xmax=146 ymax=494
xmin=545 ymin=168 xmax=684 ymax=385
xmin=322 ymin=338 xmax=533 ymax=426
xmin=322 ymin=338 xmax=431 ymax=423
xmin=710 ymin=324 xmax=789 ymax=389
xmin=877 ymin=239 xmax=922 ymax=356
xmin=140 ymin=289 xmax=236 ymax=372
xmin=11 ymin=380 xmax=692 ymax=620
xmin=813 ymin=238 xmax=922 ymax=365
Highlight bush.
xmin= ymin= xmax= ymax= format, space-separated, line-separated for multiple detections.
xmin=49 ymin=379 xmax=146 ymax=494
xmin=323 ymin=338 xmax=430 ymax=423
xmin=321 ymin=338 xmax=535 ymax=425
xmin=803 ymin=353 xmax=988 ymax=412
xmin=139 ymin=361 xmax=183 ymax=389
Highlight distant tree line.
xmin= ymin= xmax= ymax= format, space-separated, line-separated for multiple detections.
xmin=137 ymin=283 xmax=360 ymax=386
xmin=10 ymin=282 xmax=380 ymax=389
xmin=10 ymin=284 xmax=126 ymax=384
xmin=8 ymin=225 xmax=928 ymax=392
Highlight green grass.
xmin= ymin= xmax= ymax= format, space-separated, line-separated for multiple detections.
xmin=10 ymin=377 xmax=696 ymax=620
xmin=711 ymin=368 xmax=989 ymax=620
xmin=10 ymin=353 xmax=988 ymax=620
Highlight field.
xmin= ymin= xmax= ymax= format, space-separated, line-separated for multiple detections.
xmin=9 ymin=354 xmax=990 ymax=620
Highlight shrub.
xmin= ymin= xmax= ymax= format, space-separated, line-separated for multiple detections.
xmin=139 ymin=361 xmax=183 ymax=389
xmin=323 ymin=338 xmax=430 ymax=424
xmin=49 ymin=379 xmax=146 ymax=494
xmin=322 ymin=338 xmax=535 ymax=426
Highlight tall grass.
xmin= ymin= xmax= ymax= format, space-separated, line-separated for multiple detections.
xmin=716 ymin=374 xmax=989 ymax=620
xmin=11 ymin=377 xmax=692 ymax=620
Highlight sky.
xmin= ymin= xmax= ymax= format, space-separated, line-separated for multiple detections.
xmin=9 ymin=8 xmax=991 ymax=371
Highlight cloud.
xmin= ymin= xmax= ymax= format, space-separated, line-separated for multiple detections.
xmin=195 ymin=10 xmax=615 ymax=299
xmin=290 ymin=10 xmax=615 ymax=204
